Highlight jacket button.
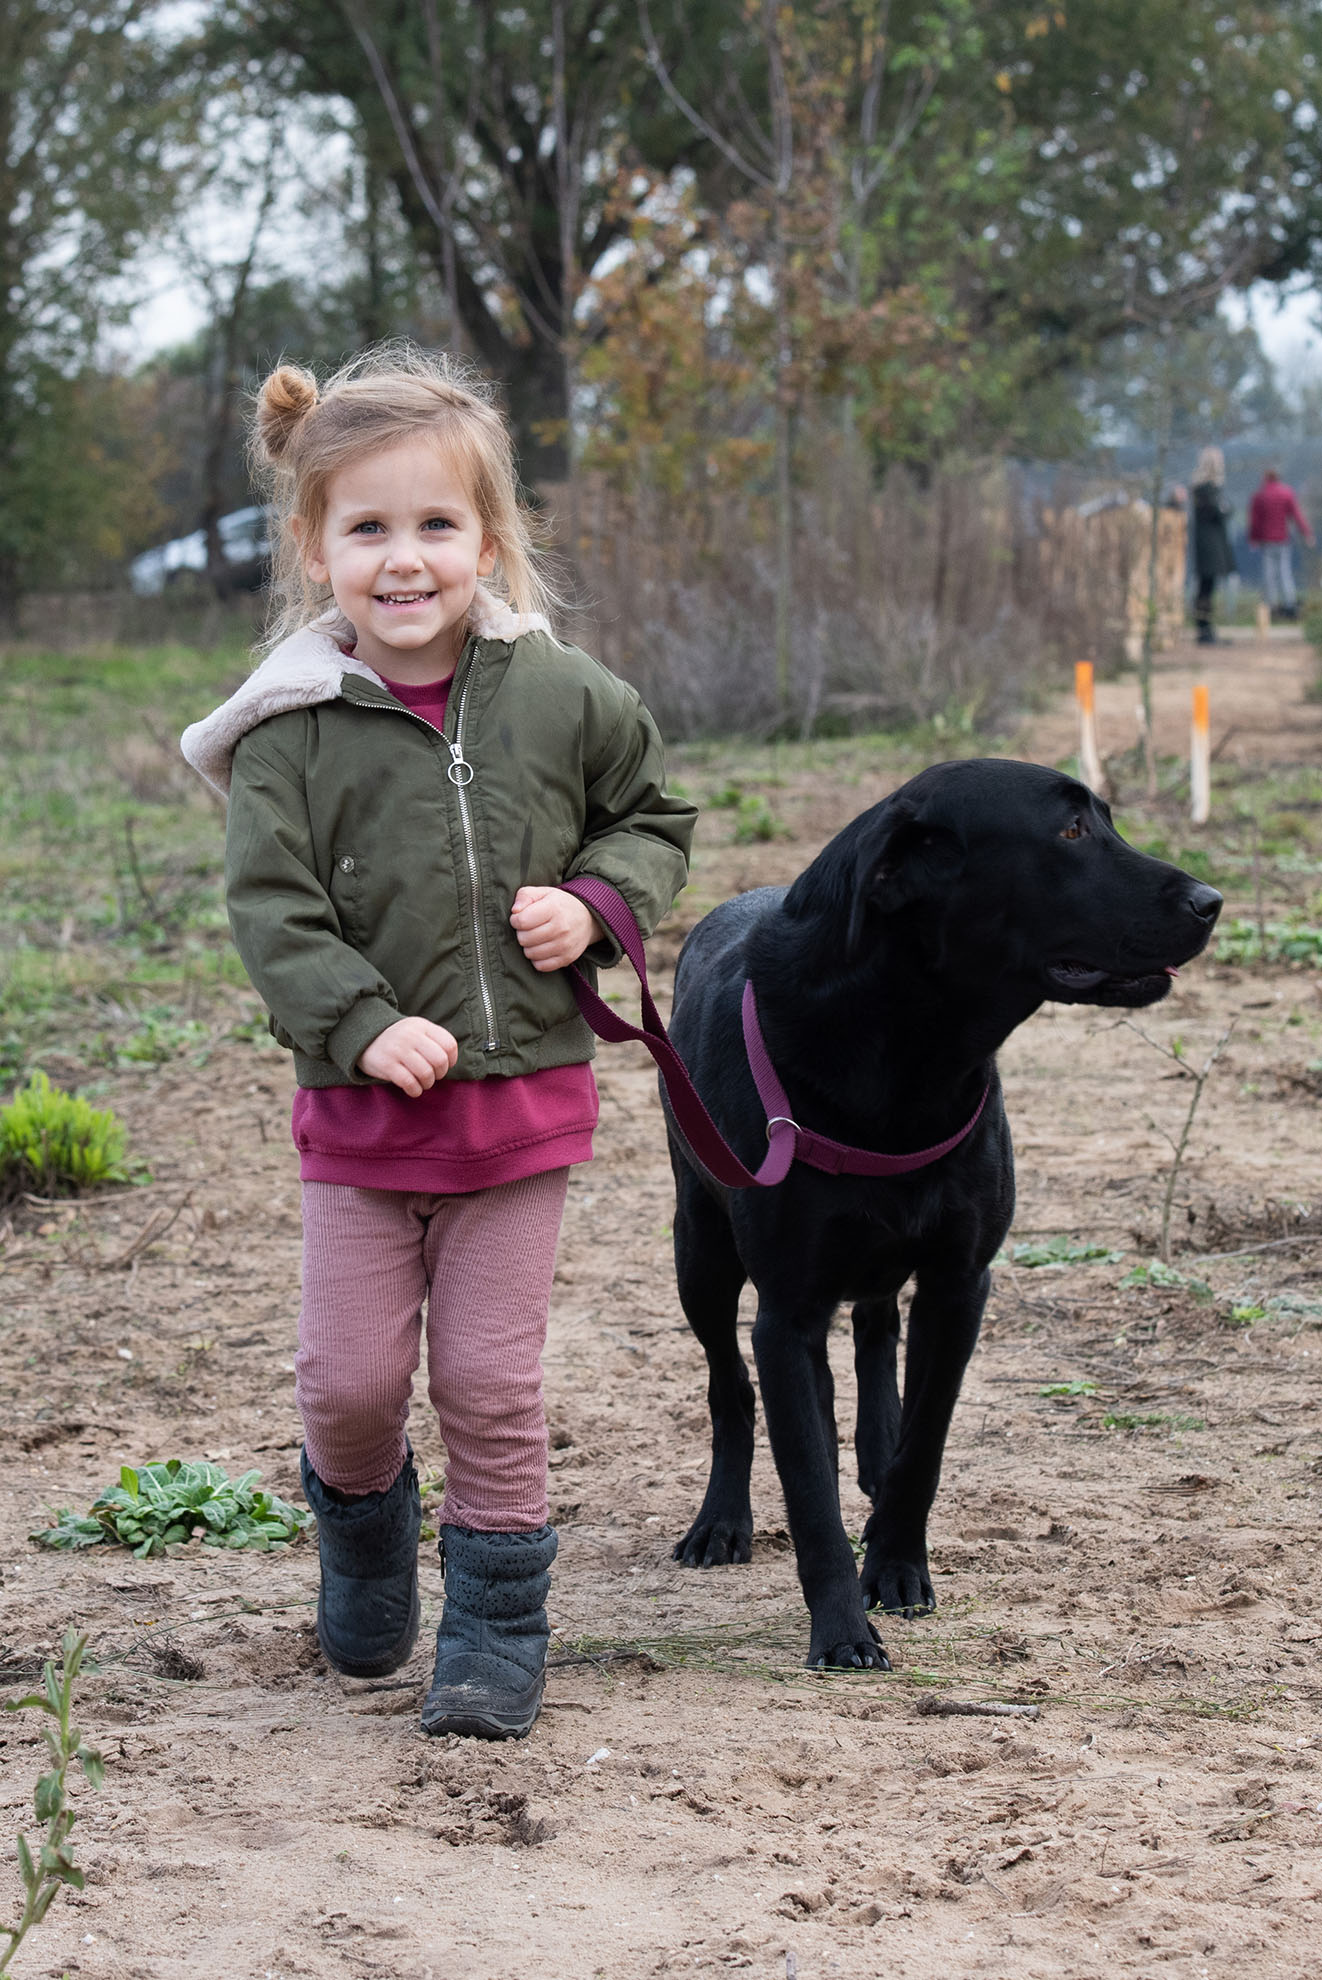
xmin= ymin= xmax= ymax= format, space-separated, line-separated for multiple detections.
xmin=338 ymin=855 xmax=355 ymax=873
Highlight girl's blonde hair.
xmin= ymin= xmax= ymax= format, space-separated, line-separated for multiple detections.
xmin=250 ymin=343 xmax=558 ymax=645
xmin=1193 ymin=445 xmax=1225 ymax=487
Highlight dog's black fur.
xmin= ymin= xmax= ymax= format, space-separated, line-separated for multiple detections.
xmin=664 ymin=759 xmax=1222 ymax=1669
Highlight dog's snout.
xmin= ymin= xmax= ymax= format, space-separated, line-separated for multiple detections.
xmin=1187 ymin=882 xmax=1222 ymax=926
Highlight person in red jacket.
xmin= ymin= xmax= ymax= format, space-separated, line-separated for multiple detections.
xmin=1248 ymin=468 xmax=1314 ymax=620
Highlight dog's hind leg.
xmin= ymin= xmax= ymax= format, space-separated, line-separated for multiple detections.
xmin=858 ymin=1265 xmax=988 ymax=1620
xmin=852 ymin=1294 xmax=902 ymax=1504
xmin=670 ymin=1169 xmax=756 ymax=1569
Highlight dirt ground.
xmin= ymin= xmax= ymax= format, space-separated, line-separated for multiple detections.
xmin=2 ymin=632 xmax=1321 ymax=1980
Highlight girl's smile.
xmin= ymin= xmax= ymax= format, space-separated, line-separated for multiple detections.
xmin=301 ymin=436 xmax=496 ymax=684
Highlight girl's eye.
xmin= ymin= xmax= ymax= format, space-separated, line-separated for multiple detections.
xmin=423 ymin=517 xmax=455 ymax=531
xmin=352 ymin=521 xmax=383 ymax=534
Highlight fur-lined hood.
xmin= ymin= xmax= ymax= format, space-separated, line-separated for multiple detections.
xmin=180 ymin=585 xmax=552 ymax=797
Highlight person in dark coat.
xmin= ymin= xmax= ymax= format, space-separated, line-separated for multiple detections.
xmin=1190 ymin=445 xmax=1236 ymax=645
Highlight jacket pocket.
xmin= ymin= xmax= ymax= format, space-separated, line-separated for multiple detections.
xmin=328 ymin=846 xmax=366 ymax=944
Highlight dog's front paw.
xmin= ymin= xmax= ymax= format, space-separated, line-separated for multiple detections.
xmin=861 ymin=1551 xmax=935 ymax=1620
xmin=673 ymin=1513 xmax=753 ymax=1568
xmin=806 ymin=1615 xmax=891 ymax=1672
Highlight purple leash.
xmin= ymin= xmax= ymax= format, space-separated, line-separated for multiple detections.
xmin=562 ymin=875 xmax=988 ymax=1191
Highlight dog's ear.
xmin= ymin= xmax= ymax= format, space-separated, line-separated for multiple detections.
xmin=847 ymin=806 xmax=965 ymax=956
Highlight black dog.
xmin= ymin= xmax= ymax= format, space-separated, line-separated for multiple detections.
xmin=664 ymin=759 xmax=1221 ymax=1669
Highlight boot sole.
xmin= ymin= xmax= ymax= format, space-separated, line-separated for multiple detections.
xmin=318 ymin=1579 xmax=420 ymax=1681
xmin=420 ymin=1704 xmax=539 ymax=1740
xmin=421 ymin=1675 xmax=545 ymax=1741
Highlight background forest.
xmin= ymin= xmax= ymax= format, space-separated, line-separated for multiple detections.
xmin=6 ymin=0 xmax=1322 ymax=731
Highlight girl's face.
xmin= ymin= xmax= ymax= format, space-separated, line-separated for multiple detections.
xmin=302 ymin=435 xmax=496 ymax=683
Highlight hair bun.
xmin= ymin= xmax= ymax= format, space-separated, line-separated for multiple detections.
xmin=256 ymin=364 xmax=319 ymax=462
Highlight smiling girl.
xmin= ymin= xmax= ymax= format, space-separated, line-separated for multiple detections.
xmin=181 ymin=347 xmax=695 ymax=1739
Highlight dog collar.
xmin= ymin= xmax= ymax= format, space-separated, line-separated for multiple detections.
xmin=741 ymin=981 xmax=990 ymax=1181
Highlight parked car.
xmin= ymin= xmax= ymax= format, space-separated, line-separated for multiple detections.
xmin=129 ymin=505 xmax=272 ymax=596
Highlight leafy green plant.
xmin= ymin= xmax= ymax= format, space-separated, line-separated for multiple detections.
xmin=1102 ymin=1411 xmax=1205 ymax=1433
xmin=1038 ymin=1380 xmax=1098 ymax=1398
xmin=1215 ymin=918 xmax=1322 ymax=967
xmin=1268 ymin=1291 xmax=1322 ymax=1326
xmin=2 ymin=1630 xmax=105 ymax=1975
xmin=0 ymin=1071 xmax=128 ymax=1199
xmin=1226 ymin=1303 xmax=1267 ymax=1328
xmin=32 ymin=1459 xmax=310 ymax=1558
xmin=1008 ymin=1236 xmax=1124 ymax=1268
xmin=1121 ymin=1261 xmax=1213 ymax=1299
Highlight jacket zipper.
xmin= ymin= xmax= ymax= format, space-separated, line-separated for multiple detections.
xmin=445 ymin=658 xmax=501 ymax=1053
xmin=347 ymin=651 xmax=501 ymax=1055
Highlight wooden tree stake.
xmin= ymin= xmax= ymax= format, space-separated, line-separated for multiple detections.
xmin=1191 ymin=681 xmax=1211 ymax=825
xmin=1075 ymin=661 xmax=1102 ymax=789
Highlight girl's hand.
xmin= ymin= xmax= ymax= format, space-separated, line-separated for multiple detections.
xmin=511 ymin=886 xmax=605 ymax=972
xmin=357 ymin=1016 xmax=458 ymax=1094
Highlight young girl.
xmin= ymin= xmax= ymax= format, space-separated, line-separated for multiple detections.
xmin=181 ymin=347 xmax=695 ymax=1740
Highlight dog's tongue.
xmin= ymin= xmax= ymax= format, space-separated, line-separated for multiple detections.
xmin=1165 ymin=965 xmax=1179 ymax=977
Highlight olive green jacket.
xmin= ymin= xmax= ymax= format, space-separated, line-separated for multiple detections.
xmin=180 ymin=592 xmax=696 ymax=1086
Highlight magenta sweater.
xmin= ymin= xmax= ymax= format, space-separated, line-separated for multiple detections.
xmin=1248 ymin=481 xmax=1310 ymax=544
xmin=292 ymin=669 xmax=598 ymax=1192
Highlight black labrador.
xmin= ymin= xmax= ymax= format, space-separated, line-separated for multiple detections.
xmin=664 ymin=758 xmax=1221 ymax=1670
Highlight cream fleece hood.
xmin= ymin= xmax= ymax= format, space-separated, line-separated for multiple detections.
xmin=179 ymin=585 xmax=552 ymax=797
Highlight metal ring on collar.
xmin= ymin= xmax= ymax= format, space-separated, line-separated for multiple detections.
xmin=765 ymin=1115 xmax=799 ymax=1141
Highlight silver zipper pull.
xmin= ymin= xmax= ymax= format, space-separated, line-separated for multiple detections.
xmin=447 ymin=742 xmax=474 ymax=786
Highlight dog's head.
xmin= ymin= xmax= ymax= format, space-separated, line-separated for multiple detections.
xmin=817 ymin=759 xmax=1221 ymax=1010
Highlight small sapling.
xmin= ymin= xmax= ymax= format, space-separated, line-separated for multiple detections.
xmin=1 ymin=1630 xmax=105 ymax=1975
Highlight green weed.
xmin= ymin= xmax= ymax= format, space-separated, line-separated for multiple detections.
xmin=1101 ymin=1412 xmax=1205 ymax=1433
xmin=1007 ymin=1236 xmax=1124 ymax=1268
xmin=1121 ymin=1261 xmax=1213 ymax=1299
xmin=1038 ymin=1381 xmax=1098 ymax=1398
xmin=0 ymin=1072 xmax=128 ymax=1198
xmin=1268 ymin=1291 xmax=1322 ymax=1327
xmin=95 ymin=1010 xmax=212 ymax=1069
xmin=33 ymin=1460 xmax=310 ymax=1558
xmin=1 ymin=1630 xmax=105 ymax=1976
xmin=731 ymin=795 xmax=787 ymax=844
xmin=1216 ymin=918 xmax=1322 ymax=967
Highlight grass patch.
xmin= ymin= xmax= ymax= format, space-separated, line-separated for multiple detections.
xmin=0 ymin=643 xmax=247 ymax=1079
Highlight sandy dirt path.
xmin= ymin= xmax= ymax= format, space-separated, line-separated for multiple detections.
xmin=1 ymin=631 xmax=1320 ymax=1980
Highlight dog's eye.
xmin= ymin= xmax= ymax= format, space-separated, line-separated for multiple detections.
xmin=1061 ymin=817 xmax=1087 ymax=841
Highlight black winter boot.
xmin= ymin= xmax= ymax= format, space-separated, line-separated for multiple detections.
xmin=301 ymin=1448 xmax=421 ymax=1679
xmin=421 ymin=1524 xmax=558 ymax=1740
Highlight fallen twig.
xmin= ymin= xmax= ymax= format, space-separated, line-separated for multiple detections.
xmin=916 ymin=1697 xmax=1041 ymax=1720
xmin=99 ymin=1196 xmax=191 ymax=1271
xmin=547 ymin=1648 xmax=661 ymax=1672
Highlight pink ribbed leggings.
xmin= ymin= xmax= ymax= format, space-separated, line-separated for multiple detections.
xmin=294 ymin=1169 xmax=568 ymax=1528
